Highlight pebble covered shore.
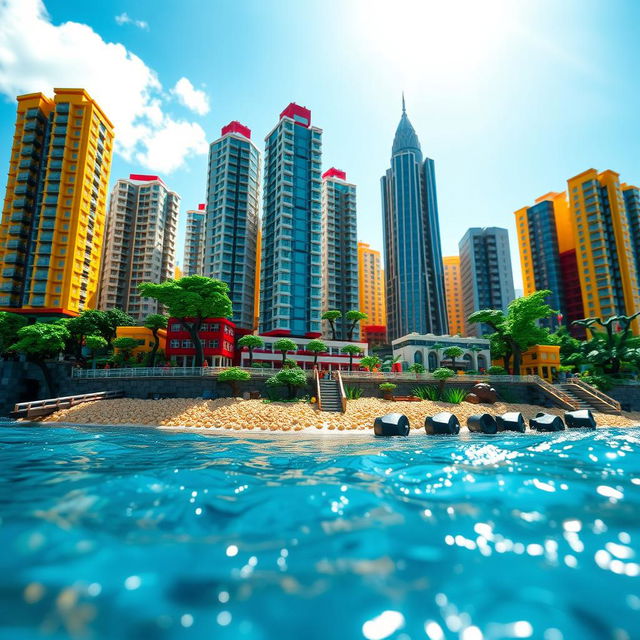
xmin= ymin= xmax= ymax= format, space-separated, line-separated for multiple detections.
xmin=41 ymin=397 xmax=640 ymax=432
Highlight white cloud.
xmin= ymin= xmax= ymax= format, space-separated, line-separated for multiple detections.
xmin=171 ymin=77 xmax=210 ymax=116
xmin=115 ymin=12 xmax=149 ymax=31
xmin=0 ymin=0 xmax=209 ymax=173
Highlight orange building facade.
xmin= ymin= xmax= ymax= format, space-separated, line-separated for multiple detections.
xmin=357 ymin=242 xmax=387 ymax=344
xmin=442 ymin=255 xmax=465 ymax=336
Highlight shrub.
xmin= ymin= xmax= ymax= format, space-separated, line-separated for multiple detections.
xmin=267 ymin=367 xmax=308 ymax=399
xmin=217 ymin=367 xmax=251 ymax=396
xmin=282 ymin=358 xmax=298 ymax=369
xmin=408 ymin=363 xmax=426 ymax=374
xmin=379 ymin=382 xmax=397 ymax=392
xmin=488 ymin=365 xmax=507 ymax=375
xmin=465 ymin=369 xmax=479 ymax=375
xmin=579 ymin=372 xmax=615 ymax=391
xmin=412 ymin=385 xmax=440 ymax=401
xmin=441 ymin=388 xmax=468 ymax=404
xmin=344 ymin=385 xmax=363 ymax=399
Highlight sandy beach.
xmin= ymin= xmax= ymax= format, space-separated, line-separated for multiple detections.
xmin=40 ymin=396 xmax=640 ymax=432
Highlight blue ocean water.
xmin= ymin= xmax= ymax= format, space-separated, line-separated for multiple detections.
xmin=0 ymin=423 xmax=639 ymax=640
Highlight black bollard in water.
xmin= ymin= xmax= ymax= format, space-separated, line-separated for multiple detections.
xmin=425 ymin=412 xmax=460 ymax=435
xmin=467 ymin=413 xmax=498 ymax=434
xmin=373 ymin=413 xmax=410 ymax=437
xmin=495 ymin=411 xmax=526 ymax=433
xmin=565 ymin=409 xmax=597 ymax=429
xmin=530 ymin=411 xmax=565 ymax=432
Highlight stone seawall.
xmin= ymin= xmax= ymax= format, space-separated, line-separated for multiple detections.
xmin=0 ymin=360 xmax=555 ymax=417
xmin=609 ymin=385 xmax=640 ymax=411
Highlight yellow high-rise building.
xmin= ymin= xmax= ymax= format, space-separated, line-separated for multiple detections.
xmin=567 ymin=169 xmax=640 ymax=333
xmin=0 ymin=89 xmax=113 ymax=317
xmin=442 ymin=255 xmax=465 ymax=336
xmin=357 ymin=242 xmax=386 ymax=343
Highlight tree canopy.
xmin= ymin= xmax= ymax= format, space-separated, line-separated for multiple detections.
xmin=0 ymin=311 xmax=27 ymax=355
xmin=139 ymin=276 xmax=232 ymax=367
xmin=266 ymin=367 xmax=308 ymax=399
xmin=468 ymin=290 xmax=555 ymax=375
xmin=345 ymin=310 xmax=367 ymax=340
xmin=139 ymin=276 xmax=232 ymax=320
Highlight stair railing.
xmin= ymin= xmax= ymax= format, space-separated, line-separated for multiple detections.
xmin=533 ymin=376 xmax=579 ymax=411
xmin=567 ymin=377 xmax=621 ymax=412
xmin=335 ymin=370 xmax=347 ymax=413
xmin=314 ymin=368 xmax=323 ymax=411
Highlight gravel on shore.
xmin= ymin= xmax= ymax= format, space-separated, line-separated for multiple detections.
xmin=40 ymin=397 xmax=640 ymax=432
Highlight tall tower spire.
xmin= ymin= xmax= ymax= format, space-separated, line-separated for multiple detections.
xmin=402 ymin=91 xmax=406 ymax=113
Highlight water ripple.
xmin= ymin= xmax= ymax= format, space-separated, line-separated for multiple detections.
xmin=0 ymin=423 xmax=639 ymax=639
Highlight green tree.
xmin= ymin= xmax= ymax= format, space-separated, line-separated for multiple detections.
xmin=143 ymin=314 xmax=168 ymax=366
xmin=572 ymin=312 xmax=640 ymax=375
xmin=10 ymin=321 xmax=70 ymax=396
xmin=66 ymin=311 xmax=105 ymax=358
xmin=468 ymin=290 xmax=555 ymax=375
xmin=273 ymin=338 xmax=298 ymax=366
xmin=443 ymin=346 xmax=464 ymax=370
xmin=345 ymin=310 xmax=367 ymax=341
xmin=103 ymin=309 xmax=136 ymax=342
xmin=85 ymin=335 xmax=107 ymax=369
xmin=237 ymin=334 xmax=265 ymax=367
xmin=218 ymin=367 xmax=251 ymax=397
xmin=139 ymin=276 xmax=232 ymax=367
xmin=322 ymin=310 xmax=342 ymax=341
xmin=266 ymin=367 xmax=308 ymax=400
xmin=433 ymin=367 xmax=456 ymax=397
xmin=305 ymin=339 xmax=328 ymax=367
xmin=0 ymin=311 xmax=27 ymax=356
xmin=112 ymin=337 xmax=139 ymax=362
xmin=341 ymin=344 xmax=363 ymax=371
xmin=408 ymin=362 xmax=426 ymax=375
xmin=359 ymin=355 xmax=382 ymax=372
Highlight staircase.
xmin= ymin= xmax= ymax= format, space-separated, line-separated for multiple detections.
xmin=558 ymin=380 xmax=621 ymax=415
xmin=318 ymin=377 xmax=343 ymax=412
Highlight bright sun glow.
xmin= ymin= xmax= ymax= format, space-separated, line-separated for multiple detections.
xmin=356 ymin=0 xmax=517 ymax=85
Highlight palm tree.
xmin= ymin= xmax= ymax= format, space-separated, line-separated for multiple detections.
xmin=322 ymin=310 xmax=342 ymax=341
xmin=237 ymin=334 xmax=265 ymax=367
xmin=273 ymin=338 xmax=298 ymax=366
xmin=306 ymin=339 xmax=328 ymax=367
xmin=345 ymin=310 xmax=367 ymax=341
xmin=341 ymin=344 xmax=362 ymax=371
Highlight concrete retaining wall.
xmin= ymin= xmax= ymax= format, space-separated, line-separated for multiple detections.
xmin=608 ymin=385 xmax=640 ymax=411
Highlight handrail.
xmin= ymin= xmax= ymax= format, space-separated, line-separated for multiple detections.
xmin=533 ymin=376 xmax=578 ymax=411
xmin=567 ymin=378 xmax=621 ymax=411
xmin=314 ymin=368 xmax=322 ymax=410
xmin=335 ymin=370 xmax=347 ymax=413
xmin=71 ymin=366 xmax=278 ymax=379
xmin=13 ymin=390 xmax=124 ymax=418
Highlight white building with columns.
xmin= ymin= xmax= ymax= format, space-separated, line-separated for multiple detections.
xmin=392 ymin=333 xmax=491 ymax=372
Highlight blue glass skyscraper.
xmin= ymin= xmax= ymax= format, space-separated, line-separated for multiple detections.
xmin=381 ymin=98 xmax=448 ymax=341
xmin=260 ymin=104 xmax=323 ymax=337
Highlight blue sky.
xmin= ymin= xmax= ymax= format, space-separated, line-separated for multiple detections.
xmin=2 ymin=0 xmax=640 ymax=290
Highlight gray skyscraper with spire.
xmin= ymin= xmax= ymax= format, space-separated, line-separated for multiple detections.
xmin=381 ymin=97 xmax=448 ymax=341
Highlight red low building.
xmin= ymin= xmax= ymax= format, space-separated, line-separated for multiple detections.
xmin=361 ymin=324 xmax=388 ymax=347
xmin=166 ymin=317 xmax=236 ymax=367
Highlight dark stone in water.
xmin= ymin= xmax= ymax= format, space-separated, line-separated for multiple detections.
xmin=373 ymin=413 xmax=410 ymax=437
xmin=495 ymin=412 xmax=526 ymax=433
xmin=425 ymin=412 xmax=460 ymax=435
xmin=530 ymin=412 xmax=565 ymax=432
xmin=565 ymin=409 xmax=597 ymax=429
xmin=467 ymin=413 xmax=498 ymax=434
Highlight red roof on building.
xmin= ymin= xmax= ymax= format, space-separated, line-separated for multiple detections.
xmin=279 ymin=103 xmax=311 ymax=128
xmin=322 ymin=167 xmax=347 ymax=181
xmin=221 ymin=121 xmax=251 ymax=139
xmin=129 ymin=173 xmax=167 ymax=187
